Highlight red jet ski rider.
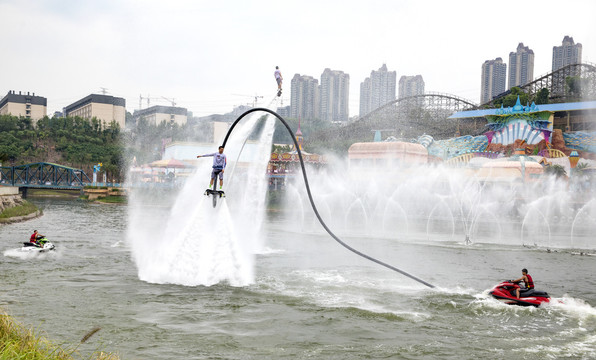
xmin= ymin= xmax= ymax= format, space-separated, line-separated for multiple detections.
xmin=512 ymin=268 xmax=534 ymax=299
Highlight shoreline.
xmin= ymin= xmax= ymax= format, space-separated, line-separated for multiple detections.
xmin=0 ymin=209 xmax=43 ymax=224
xmin=0 ymin=309 xmax=119 ymax=360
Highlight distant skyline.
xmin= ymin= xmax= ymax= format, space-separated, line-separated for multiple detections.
xmin=1 ymin=0 xmax=595 ymax=118
xmin=508 ymin=43 xmax=534 ymax=90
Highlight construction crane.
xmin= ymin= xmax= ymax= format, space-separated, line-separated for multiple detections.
xmin=161 ymin=96 xmax=176 ymax=107
xmin=232 ymin=93 xmax=264 ymax=107
xmin=139 ymin=94 xmax=177 ymax=109
xmin=139 ymin=94 xmax=158 ymax=109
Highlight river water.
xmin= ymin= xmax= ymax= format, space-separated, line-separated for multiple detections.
xmin=1 ymin=197 xmax=595 ymax=359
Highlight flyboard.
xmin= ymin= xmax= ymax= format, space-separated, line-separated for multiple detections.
xmin=204 ymin=170 xmax=225 ymax=208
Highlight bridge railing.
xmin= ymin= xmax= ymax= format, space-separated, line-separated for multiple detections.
xmin=0 ymin=162 xmax=92 ymax=189
xmin=83 ymin=182 xmax=123 ymax=188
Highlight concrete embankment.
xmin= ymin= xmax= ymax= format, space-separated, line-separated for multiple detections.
xmin=0 ymin=187 xmax=42 ymax=224
xmin=82 ymin=187 xmax=127 ymax=203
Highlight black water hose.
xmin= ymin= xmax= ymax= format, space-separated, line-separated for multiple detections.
xmin=222 ymin=108 xmax=435 ymax=289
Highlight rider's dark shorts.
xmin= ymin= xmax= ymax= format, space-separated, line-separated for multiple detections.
xmin=211 ymin=168 xmax=224 ymax=180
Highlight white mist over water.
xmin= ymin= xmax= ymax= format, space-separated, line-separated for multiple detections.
xmin=282 ymin=158 xmax=596 ymax=250
xmin=127 ymin=108 xmax=276 ymax=286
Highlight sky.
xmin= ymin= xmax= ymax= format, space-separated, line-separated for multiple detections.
xmin=1 ymin=0 xmax=595 ymax=118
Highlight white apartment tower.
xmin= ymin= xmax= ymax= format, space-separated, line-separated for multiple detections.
xmin=320 ymin=68 xmax=350 ymax=122
xmin=359 ymin=64 xmax=396 ymax=116
xmin=290 ymin=74 xmax=319 ymax=120
xmin=398 ymin=75 xmax=425 ymax=99
xmin=64 ymin=94 xmax=126 ymax=128
xmin=508 ymin=43 xmax=534 ymax=89
xmin=480 ymin=58 xmax=507 ymax=104
xmin=552 ymin=36 xmax=583 ymax=71
xmin=0 ymin=91 xmax=47 ymax=123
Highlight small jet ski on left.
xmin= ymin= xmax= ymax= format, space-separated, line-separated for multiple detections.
xmin=21 ymin=237 xmax=55 ymax=253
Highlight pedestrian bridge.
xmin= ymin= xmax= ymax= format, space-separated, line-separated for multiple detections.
xmin=0 ymin=162 xmax=92 ymax=190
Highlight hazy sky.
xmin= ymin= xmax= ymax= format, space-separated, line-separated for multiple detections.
xmin=1 ymin=0 xmax=595 ymax=117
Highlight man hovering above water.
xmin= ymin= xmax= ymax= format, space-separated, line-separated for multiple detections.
xmin=274 ymin=66 xmax=283 ymax=96
xmin=197 ymin=146 xmax=227 ymax=191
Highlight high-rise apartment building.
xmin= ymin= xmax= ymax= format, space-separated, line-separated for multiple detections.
xmin=64 ymin=94 xmax=126 ymax=128
xmin=359 ymin=64 xmax=396 ymax=116
xmin=508 ymin=43 xmax=534 ymax=89
xmin=320 ymin=68 xmax=349 ymax=122
xmin=398 ymin=75 xmax=425 ymax=99
xmin=480 ymin=58 xmax=507 ymax=104
xmin=552 ymin=36 xmax=582 ymax=71
xmin=290 ymin=74 xmax=319 ymax=120
xmin=360 ymin=79 xmax=371 ymax=117
xmin=0 ymin=90 xmax=47 ymax=123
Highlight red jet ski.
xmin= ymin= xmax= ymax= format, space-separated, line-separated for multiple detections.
xmin=489 ymin=281 xmax=550 ymax=307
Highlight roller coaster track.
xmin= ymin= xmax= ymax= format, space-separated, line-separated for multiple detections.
xmin=485 ymin=62 xmax=596 ymax=106
xmin=359 ymin=92 xmax=478 ymax=123
xmin=308 ymin=92 xmax=479 ymax=145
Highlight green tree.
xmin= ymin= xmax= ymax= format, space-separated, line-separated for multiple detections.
xmin=534 ymin=88 xmax=549 ymax=104
xmin=272 ymin=144 xmax=292 ymax=153
xmin=0 ymin=132 xmax=22 ymax=163
xmin=566 ymin=76 xmax=581 ymax=98
xmin=493 ymin=87 xmax=529 ymax=108
xmin=0 ymin=115 xmax=18 ymax=131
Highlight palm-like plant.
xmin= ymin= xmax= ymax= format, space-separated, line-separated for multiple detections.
xmin=544 ymin=164 xmax=568 ymax=178
xmin=575 ymin=162 xmax=589 ymax=173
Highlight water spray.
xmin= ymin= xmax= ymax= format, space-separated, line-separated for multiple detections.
xmin=222 ymin=108 xmax=435 ymax=289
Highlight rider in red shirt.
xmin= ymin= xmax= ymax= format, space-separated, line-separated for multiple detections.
xmin=512 ymin=268 xmax=534 ymax=299
xmin=30 ymin=230 xmax=44 ymax=246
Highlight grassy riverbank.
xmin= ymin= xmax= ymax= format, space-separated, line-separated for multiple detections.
xmin=0 ymin=200 xmax=39 ymax=222
xmin=79 ymin=195 xmax=127 ymax=204
xmin=27 ymin=189 xmax=81 ymax=198
xmin=95 ymin=195 xmax=127 ymax=204
xmin=0 ymin=311 xmax=119 ymax=360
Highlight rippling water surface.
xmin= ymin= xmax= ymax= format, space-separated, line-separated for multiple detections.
xmin=1 ymin=198 xmax=595 ymax=359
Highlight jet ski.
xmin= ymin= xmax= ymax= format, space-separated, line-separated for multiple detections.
xmin=21 ymin=237 xmax=55 ymax=253
xmin=489 ymin=280 xmax=550 ymax=307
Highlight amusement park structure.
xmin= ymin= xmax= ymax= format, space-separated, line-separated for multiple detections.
xmin=346 ymin=95 xmax=596 ymax=184
xmin=309 ymin=63 xmax=596 ymax=152
xmin=309 ymin=92 xmax=479 ymax=149
xmin=486 ymin=62 xmax=596 ymax=106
